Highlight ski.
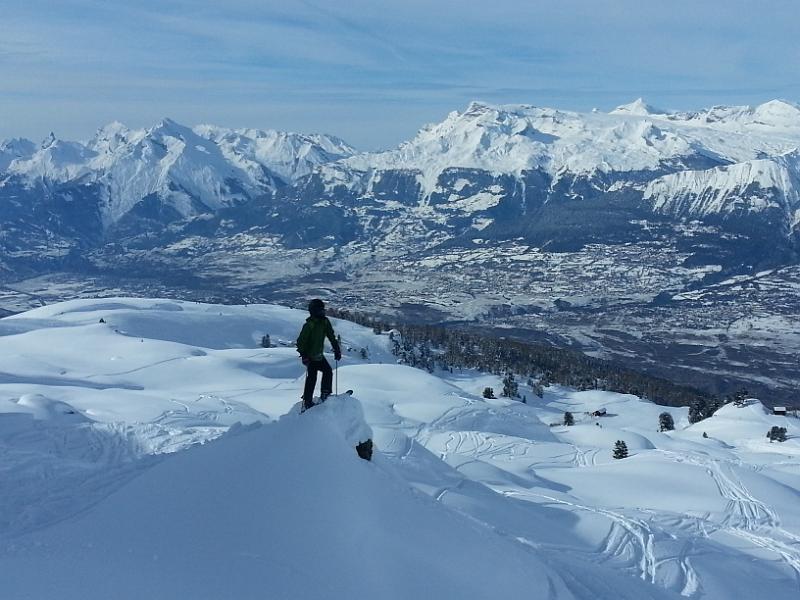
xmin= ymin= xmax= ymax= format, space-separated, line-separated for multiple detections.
xmin=300 ymin=389 xmax=353 ymax=413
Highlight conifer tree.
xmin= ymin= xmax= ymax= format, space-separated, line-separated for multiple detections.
xmin=502 ymin=372 xmax=519 ymax=398
xmin=483 ymin=387 xmax=496 ymax=399
xmin=563 ymin=411 xmax=575 ymax=426
xmin=658 ymin=412 xmax=674 ymax=432
xmin=704 ymin=396 xmax=722 ymax=418
xmin=327 ymin=306 xmax=712 ymax=411
xmin=688 ymin=401 xmax=705 ymax=424
xmin=767 ymin=426 xmax=788 ymax=442
xmin=732 ymin=388 xmax=749 ymax=407
xmin=613 ymin=440 xmax=629 ymax=459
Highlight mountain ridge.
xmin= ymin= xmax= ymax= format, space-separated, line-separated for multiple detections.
xmin=2 ymin=100 xmax=799 ymax=405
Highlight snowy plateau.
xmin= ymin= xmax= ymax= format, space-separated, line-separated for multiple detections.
xmin=1 ymin=99 xmax=800 ymax=403
xmin=0 ymin=298 xmax=799 ymax=599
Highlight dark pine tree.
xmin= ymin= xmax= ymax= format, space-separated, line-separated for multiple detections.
xmin=767 ymin=426 xmax=788 ymax=442
xmin=659 ymin=412 xmax=675 ymax=432
xmin=613 ymin=440 xmax=629 ymax=459
xmin=563 ymin=411 xmax=575 ymax=426
xmin=483 ymin=387 xmax=496 ymax=399
xmin=704 ymin=396 xmax=722 ymax=418
xmin=502 ymin=372 xmax=519 ymax=398
xmin=732 ymin=388 xmax=749 ymax=407
xmin=688 ymin=401 xmax=705 ymax=424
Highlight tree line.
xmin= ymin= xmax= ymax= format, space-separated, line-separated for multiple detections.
xmin=327 ymin=307 xmax=727 ymax=411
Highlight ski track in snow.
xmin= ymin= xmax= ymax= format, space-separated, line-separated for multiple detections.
xmin=439 ymin=430 xmax=530 ymax=463
xmin=0 ymin=421 xmax=148 ymax=540
xmin=413 ymin=404 xmax=689 ymax=592
xmin=0 ymin=403 xmax=237 ymax=540
xmin=411 ymin=399 xmax=800 ymax=597
xmin=506 ymin=489 xmax=667 ymax=586
xmin=571 ymin=444 xmax=600 ymax=467
xmin=656 ymin=450 xmax=800 ymax=581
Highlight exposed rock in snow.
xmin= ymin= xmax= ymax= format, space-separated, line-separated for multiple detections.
xmin=645 ymin=152 xmax=800 ymax=220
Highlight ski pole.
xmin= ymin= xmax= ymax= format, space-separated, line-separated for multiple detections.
xmin=300 ymin=371 xmax=307 ymax=414
xmin=335 ymin=359 xmax=339 ymax=395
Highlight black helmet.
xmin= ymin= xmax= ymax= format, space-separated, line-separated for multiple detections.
xmin=308 ymin=298 xmax=325 ymax=318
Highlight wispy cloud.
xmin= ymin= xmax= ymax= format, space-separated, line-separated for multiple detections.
xmin=1 ymin=0 xmax=799 ymax=149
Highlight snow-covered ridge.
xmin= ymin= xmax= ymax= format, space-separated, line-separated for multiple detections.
xmin=0 ymin=119 xmax=356 ymax=226
xmin=344 ymin=98 xmax=800 ymax=174
xmin=645 ymin=151 xmax=800 ymax=220
xmin=319 ymin=98 xmax=800 ymax=201
xmin=194 ymin=124 xmax=355 ymax=183
xmin=0 ymin=137 xmax=37 ymax=171
xmin=3 ymin=98 xmax=800 ymax=227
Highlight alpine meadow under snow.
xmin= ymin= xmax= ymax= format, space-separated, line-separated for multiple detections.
xmin=1 ymin=299 xmax=798 ymax=599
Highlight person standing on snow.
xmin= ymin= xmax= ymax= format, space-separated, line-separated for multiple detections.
xmin=297 ymin=299 xmax=342 ymax=411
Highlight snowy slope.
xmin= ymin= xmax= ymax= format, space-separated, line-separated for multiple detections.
xmin=0 ymin=137 xmax=36 ymax=172
xmin=2 ymin=401 xmax=586 ymax=600
xmin=8 ymin=135 xmax=97 ymax=182
xmin=1 ymin=299 xmax=799 ymax=599
xmin=194 ymin=124 xmax=355 ymax=183
xmin=644 ymin=152 xmax=800 ymax=223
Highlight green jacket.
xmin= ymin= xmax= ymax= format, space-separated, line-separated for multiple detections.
xmin=296 ymin=316 xmax=339 ymax=360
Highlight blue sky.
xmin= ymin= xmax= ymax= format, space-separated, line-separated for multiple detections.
xmin=2 ymin=0 xmax=799 ymax=150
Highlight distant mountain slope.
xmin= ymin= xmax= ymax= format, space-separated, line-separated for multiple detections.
xmin=259 ymin=99 xmax=800 ymax=262
xmin=645 ymin=152 xmax=800 ymax=225
xmin=0 ymin=119 xmax=355 ymax=234
xmin=3 ymin=99 xmax=799 ymax=254
xmin=194 ymin=124 xmax=355 ymax=183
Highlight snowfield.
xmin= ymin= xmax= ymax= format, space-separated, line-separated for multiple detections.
xmin=0 ymin=299 xmax=798 ymax=599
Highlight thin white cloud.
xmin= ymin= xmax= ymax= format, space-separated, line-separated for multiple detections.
xmin=1 ymin=0 xmax=799 ymax=148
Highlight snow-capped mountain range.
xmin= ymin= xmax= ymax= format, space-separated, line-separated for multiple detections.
xmin=1 ymin=118 xmax=355 ymax=228
xmin=2 ymin=99 xmax=800 ymax=404
xmin=340 ymin=98 xmax=800 ymax=186
xmin=3 ymin=98 xmax=800 ymax=234
xmin=298 ymin=98 xmax=800 ymax=240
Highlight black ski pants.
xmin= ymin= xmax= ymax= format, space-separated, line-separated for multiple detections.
xmin=303 ymin=357 xmax=333 ymax=408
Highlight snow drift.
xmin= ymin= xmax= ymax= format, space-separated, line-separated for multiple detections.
xmin=1 ymin=396 xmax=571 ymax=600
